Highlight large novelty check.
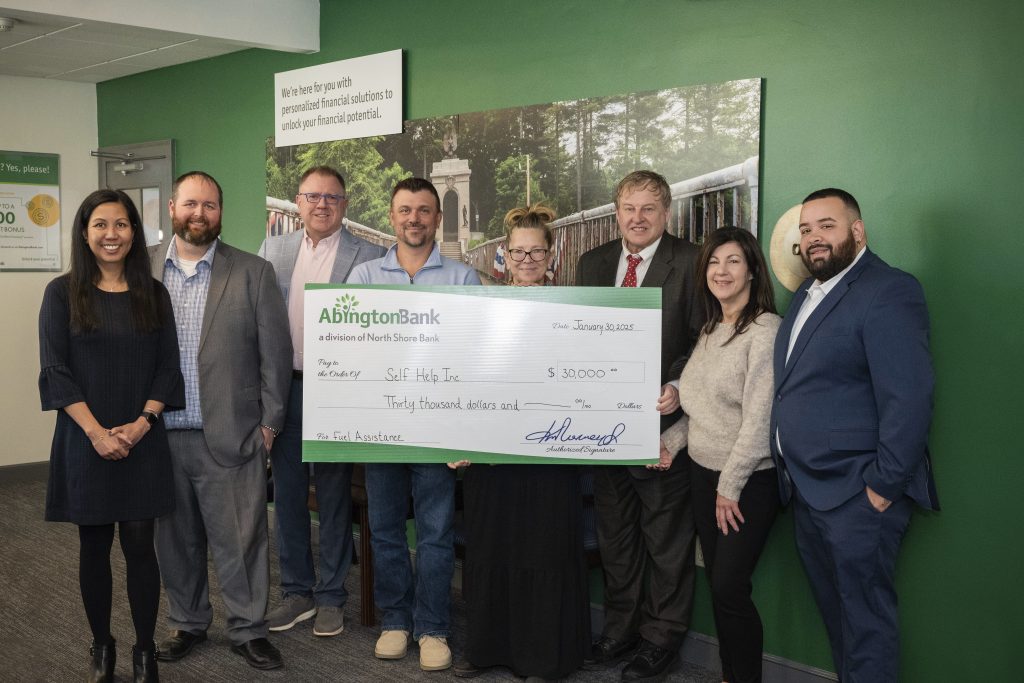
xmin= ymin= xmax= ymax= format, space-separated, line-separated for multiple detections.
xmin=302 ymin=285 xmax=661 ymax=464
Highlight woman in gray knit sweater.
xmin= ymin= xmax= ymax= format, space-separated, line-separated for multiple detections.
xmin=658 ymin=227 xmax=780 ymax=683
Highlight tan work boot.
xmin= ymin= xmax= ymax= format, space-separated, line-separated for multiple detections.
xmin=374 ymin=630 xmax=409 ymax=659
xmin=418 ymin=635 xmax=452 ymax=671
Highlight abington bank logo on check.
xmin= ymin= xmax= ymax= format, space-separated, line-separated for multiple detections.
xmin=318 ymin=294 xmax=440 ymax=328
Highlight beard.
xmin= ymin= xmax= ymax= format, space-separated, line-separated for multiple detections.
xmin=172 ymin=215 xmax=221 ymax=247
xmin=397 ymin=223 xmax=433 ymax=248
xmin=802 ymin=230 xmax=857 ymax=281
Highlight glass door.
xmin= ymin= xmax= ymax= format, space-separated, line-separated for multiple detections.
xmin=95 ymin=139 xmax=174 ymax=246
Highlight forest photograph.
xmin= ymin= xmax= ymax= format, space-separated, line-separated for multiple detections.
xmin=267 ymin=78 xmax=761 ymax=243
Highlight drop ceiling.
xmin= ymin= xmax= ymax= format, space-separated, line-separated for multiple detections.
xmin=0 ymin=2 xmax=318 ymax=83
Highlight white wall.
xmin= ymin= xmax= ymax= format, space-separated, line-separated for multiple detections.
xmin=0 ymin=75 xmax=96 ymax=467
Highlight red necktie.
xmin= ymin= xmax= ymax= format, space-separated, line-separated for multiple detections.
xmin=621 ymin=254 xmax=642 ymax=288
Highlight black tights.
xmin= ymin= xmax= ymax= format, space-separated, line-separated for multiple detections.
xmin=78 ymin=520 xmax=160 ymax=650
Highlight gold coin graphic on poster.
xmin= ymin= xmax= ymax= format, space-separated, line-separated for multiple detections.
xmin=26 ymin=194 xmax=60 ymax=227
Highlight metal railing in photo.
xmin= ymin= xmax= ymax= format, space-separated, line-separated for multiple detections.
xmin=465 ymin=155 xmax=759 ymax=285
xmin=265 ymin=196 xmax=398 ymax=249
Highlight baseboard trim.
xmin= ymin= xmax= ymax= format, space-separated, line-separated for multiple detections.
xmin=590 ymin=605 xmax=837 ymax=683
xmin=0 ymin=460 xmax=48 ymax=483
xmin=331 ymin=523 xmax=838 ymax=681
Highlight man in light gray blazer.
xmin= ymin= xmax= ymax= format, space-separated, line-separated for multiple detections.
xmin=258 ymin=166 xmax=385 ymax=638
xmin=150 ymin=171 xmax=292 ymax=671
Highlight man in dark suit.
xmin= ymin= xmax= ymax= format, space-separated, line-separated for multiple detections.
xmin=771 ymin=188 xmax=937 ymax=683
xmin=258 ymin=166 xmax=385 ymax=638
xmin=151 ymin=171 xmax=292 ymax=671
xmin=576 ymin=170 xmax=702 ymax=682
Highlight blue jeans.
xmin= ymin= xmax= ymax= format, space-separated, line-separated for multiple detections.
xmin=272 ymin=377 xmax=353 ymax=607
xmin=365 ymin=463 xmax=455 ymax=639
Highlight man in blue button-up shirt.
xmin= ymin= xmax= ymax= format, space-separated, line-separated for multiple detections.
xmin=150 ymin=171 xmax=291 ymax=673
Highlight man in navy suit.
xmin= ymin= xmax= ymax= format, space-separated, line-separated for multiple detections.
xmin=771 ymin=188 xmax=938 ymax=682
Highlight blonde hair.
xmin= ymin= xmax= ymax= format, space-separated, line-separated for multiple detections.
xmin=503 ymin=203 xmax=556 ymax=247
xmin=614 ymin=170 xmax=671 ymax=209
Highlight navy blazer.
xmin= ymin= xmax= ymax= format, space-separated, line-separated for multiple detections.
xmin=771 ymin=249 xmax=939 ymax=511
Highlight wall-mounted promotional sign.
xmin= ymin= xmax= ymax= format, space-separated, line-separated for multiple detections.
xmin=275 ymin=49 xmax=403 ymax=147
xmin=0 ymin=150 xmax=61 ymax=272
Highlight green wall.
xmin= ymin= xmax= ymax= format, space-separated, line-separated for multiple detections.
xmin=98 ymin=1 xmax=1022 ymax=679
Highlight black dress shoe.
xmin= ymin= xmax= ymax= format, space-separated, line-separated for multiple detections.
xmin=583 ymin=635 xmax=640 ymax=669
xmin=620 ymin=640 xmax=678 ymax=682
xmin=132 ymin=642 xmax=160 ymax=683
xmin=231 ymin=637 xmax=283 ymax=670
xmin=453 ymin=658 xmax=491 ymax=678
xmin=454 ymin=655 xmax=493 ymax=679
xmin=156 ymin=630 xmax=207 ymax=662
xmin=88 ymin=637 xmax=115 ymax=683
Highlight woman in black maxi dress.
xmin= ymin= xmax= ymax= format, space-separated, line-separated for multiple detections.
xmin=453 ymin=205 xmax=590 ymax=682
xmin=38 ymin=190 xmax=183 ymax=683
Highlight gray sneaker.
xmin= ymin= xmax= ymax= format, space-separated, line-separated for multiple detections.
xmin=266 ymin=594 xmax=316 ymax=632
xmin=312 ymin=605 xmax=344 ymax=637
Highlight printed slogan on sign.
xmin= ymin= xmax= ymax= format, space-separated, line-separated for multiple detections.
xmin=275 ymin=49 xmax=403 ymax=146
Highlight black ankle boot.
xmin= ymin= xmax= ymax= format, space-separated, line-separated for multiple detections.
xmin=132 ymin=642 xmax=160 ymax=683
xmin=88 ymin=637 xmax=115 ymax=683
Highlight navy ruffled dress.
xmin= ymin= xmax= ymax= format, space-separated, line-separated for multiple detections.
xmin=38 ymin=276 xmax=184 ymax=525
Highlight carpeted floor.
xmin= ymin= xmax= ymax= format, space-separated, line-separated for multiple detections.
xmin=0 ymin=471 xmax=718 ymax=682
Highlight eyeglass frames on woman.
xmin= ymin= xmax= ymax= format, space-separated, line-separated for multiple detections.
xmin=507 ymin=247 xmax=549 ymax=262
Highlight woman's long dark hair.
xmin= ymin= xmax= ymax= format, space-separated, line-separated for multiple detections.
xmin=698 ymin=226 xmax=776 ymax=344
xmin=68 ymin=189 xmax=160 ymax=334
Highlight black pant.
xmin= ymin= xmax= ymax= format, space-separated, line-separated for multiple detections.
xmin=79 ymin=520 xmax=160 ymax=649
xmin=690 ymin=459 xmax=779 ymax=683
xmin=594 ymin=459 xmax=696 ymax=649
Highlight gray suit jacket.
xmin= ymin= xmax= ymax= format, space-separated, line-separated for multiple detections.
xmin=257 ymin=227 xmax=387 ymax=303
xmin=150 ymin=239 xmax=293 ymax=468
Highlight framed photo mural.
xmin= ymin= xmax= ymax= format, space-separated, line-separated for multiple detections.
xmin=267 ymin=78 xmax=761 ymax=285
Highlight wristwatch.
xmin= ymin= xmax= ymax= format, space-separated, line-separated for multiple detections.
xmin=142 ymin=410 xmax=160 ymax=426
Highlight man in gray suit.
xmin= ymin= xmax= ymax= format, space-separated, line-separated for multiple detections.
xmin=151 ymin=171 xmax=292 ymax=671
xmin=258 ymin=166 xmax=385 ymax=637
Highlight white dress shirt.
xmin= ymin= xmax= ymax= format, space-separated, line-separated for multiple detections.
xmin=614 ymin=236 xmax=663 ymax=286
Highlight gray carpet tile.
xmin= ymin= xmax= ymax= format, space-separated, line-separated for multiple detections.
xmin=0 ymin=473 xmax=718 ymax=682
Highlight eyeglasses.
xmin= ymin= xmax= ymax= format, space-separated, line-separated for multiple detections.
xmin=298 ymin=192 xmax=345 ymax=205
xmin=507 ymin=247 xmax=549 ymax=262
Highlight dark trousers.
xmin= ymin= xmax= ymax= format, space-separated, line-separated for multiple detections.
xmin=272 ymin=376 xmax=354 ymax=607
xmin=792 ymin=487 xmax=913 ymax=683
xmin=690 ymin=459 xmax=779 ymax=683
xmin=593 ymin=459 xmax=695 ymax=649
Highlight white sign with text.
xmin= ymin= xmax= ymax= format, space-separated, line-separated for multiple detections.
xmin=275 ymin=49 xmax=402 ymax=147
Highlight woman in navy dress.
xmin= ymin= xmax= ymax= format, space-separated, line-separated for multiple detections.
xmin=38 ymin=189 xmax=183 ymax=683
xmin=453 ymin=205 xmax=590 ymax=682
